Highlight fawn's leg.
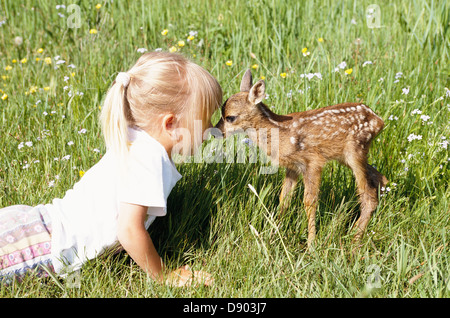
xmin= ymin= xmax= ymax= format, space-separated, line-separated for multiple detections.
xmin=366 ymin=164 xmax=388 ymax=189
xmin=348 ymin=159 xmax=379 ymax=242
xmin=279 ymin=168 xmax=299 ymax=213
xmin=302 ymin=164 xmax=323 ymax=249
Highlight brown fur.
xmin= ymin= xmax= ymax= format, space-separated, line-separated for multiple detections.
xmin=215 ymin=69 xmax=388 ymax=248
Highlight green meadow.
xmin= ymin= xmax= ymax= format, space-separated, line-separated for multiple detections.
xmin=0 ymin=0 xmax=449 ymax=297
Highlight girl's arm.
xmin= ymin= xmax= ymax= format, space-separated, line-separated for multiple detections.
xmin=117 ymin=202 xmax=213 ymax=286
xmin=117 ymin=202 xmax=165 ymax=282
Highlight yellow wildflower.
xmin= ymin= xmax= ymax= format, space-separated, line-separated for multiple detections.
xmin=36 ymin=48 xmax=44 ymax=54
xmin=1 ymin=93 xmax=7 ymax=100
xmin=95 ymin=3 xmax=102 ymax=9
xmin=35 ymin=57 xmax=41 ymax=62
xmin=187 ymin=35 xmax=195 ymax=41
xmin=71 ymin=72 xmax=75 ymax=77
xmin=169 ymin=46 xmax=177 ymax=53
xmin=280 ymin=72 xmax=287 ymax=78
xmin=161 ymin=29 xmax=168 ymax=36
xmin=5 ymin=65 xmax=12 ymax=71
xmin=318 ymin=37 xmax=324 ymax=42
xmin=225 ymin=60 xmax=233 ymax=66
xmin=260 ymin=75 xmax=266 ymax=80
xmin=43 ymin=86 xmax=50 ymax=91
xmin=178 ymin=40 xmax=185 ymax=47
xmin=79 ymin=170 xmax=85 ymax=178
xmin=251 ymin=64 xmax=259 ymax=69
xmin=345 ymin=68 xmax=353 ymax=75
xmin=20 ymin=58 xmax=27 ymax=64
xmin=12 ymin=59 xmax=17 ymax=64
xmin=44 ymin=57 xmax=52 ymax=65
xmin=302 ymin=47 xmax=310 ymax=56
xmin=89 ymin=28 xmax=98 ymax=34
xmin=29 ymin=86 xmax=37 ymax=94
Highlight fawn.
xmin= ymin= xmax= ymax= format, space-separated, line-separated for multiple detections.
xmin=214 ymin=69 xmax=388 ymax=248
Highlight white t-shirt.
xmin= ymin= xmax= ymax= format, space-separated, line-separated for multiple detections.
xmin=45 ymin=127 xmax=182 ymax=275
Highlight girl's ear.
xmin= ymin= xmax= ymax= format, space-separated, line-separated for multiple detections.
xmin=162 ymin=113 xmax=176 ymax=131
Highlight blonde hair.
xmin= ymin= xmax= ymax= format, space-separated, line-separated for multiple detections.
xmin=100 ymin=52 xmax=222 ymax=157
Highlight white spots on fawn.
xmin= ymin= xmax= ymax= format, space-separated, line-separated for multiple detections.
xmin=290 ymin=136 xmax=296 ymax=144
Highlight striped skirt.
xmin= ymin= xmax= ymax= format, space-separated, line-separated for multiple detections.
xmin=0 ymin=205 xmax=53 ymax=283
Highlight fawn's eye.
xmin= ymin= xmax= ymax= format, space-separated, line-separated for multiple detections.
xmin=225 ymin=116 xmax=237 ymax=123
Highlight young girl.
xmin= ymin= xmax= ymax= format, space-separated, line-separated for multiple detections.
xmin=0 ymin=52 xmax=222 ymax=287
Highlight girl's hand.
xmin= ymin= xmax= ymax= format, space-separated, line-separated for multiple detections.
xmin=165 ymin=265 xmax=214 ymax=287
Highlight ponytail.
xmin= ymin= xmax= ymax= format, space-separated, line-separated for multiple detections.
xmin=100 ymin=74 xmax=132 ymax=159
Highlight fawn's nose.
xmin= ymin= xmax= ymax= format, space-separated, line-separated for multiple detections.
xmin=212 ymin=118 xmax=225 ymax=136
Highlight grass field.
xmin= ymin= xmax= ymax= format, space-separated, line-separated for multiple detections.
xmin=0 ymin=0 xmax=449 ymax=298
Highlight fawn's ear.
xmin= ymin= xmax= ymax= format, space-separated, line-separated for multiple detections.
xmin=248 ymin=80 xmax=265 ymax=105
xmin=240 ymin=69 xmax=253 ymax=92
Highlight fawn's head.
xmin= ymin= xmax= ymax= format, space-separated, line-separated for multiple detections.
xmin=214 ymin=69 xmax=266 ymax=134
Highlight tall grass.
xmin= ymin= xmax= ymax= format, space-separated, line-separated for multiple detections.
xmin=0 ymin=0 xmax=449 ymax=297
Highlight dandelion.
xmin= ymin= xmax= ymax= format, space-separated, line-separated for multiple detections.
xmin=280 ymin=72 xmax=287 ymax=78
xmin=344 ymin=68 xmax=353 ymax=75
xmin=44 ymin=57 xmax=52 ymax=65
xmin=95 ymin=3 xmax=102 ymax=9
xmin=161 ymin=29 xmax=168 ymax=36
xmin=14 ymin=36 xmax=23 ymax=46
xmin=4 ymin=65 xmax=12 ymax=71
xmin=89 ymin=29 xmax=98 ymax=34
xmin=177 ymin=40 xmax=185 ymax=47
xmin=302 ymin=47 xmax=310 ymax=57
xmin=225 ymin=60 xmax=233 ymax=66
xmin=169 ymin=46 xmax=177 ymax=53
xmin=36 ymin=48 xmax=44 ymax=54
xmin=1 ymin=93 xmax=7 ymax=100
xmin=318 ymin=37 xmax=324 ymax=42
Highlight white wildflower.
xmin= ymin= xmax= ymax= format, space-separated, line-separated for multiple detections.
xmin=137 ymin=48 xmax=147 ymax=53
xmin=402 ymin=87 xmax=409 ymax=95
xmin=362 ymin=61 xmax=373 ymax=67
xmin=407 ymin=133 xmax=422 ymax=142
xmin=420 ymin=115 xmax=430 ymax=122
